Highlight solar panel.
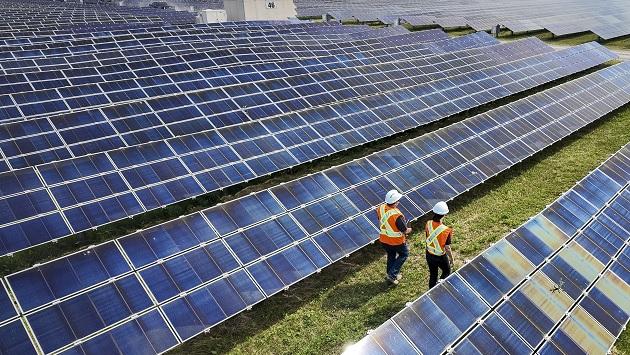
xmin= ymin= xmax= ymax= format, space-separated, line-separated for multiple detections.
xmin=400 ymin=15 xmax=438 ymax=27
xmin=0 ymin=21 xmax=315 ymax=44
xmin=350 ymin=141 xmax=629 ymax=354
xmin=295 ymin=0 xmax=630 ymax=38
xmin=0 ymin=319 xmax=37 ymax=354
xmin=4 ymin=62 xmax=629 ymax=354
xmin=0 ymin=23 xmax=391 ymax=61
xmin=0 ymin=280 xmax=16 ymax=323
xmin=0 ymin=39 xmax=614 ymax=256
xmin=0 ymin=1 xmax=195 ymax=34
xmin=0 ymin=31 xmax=472 ymax=120
xmin=0 ymin=30 xmax=454 ymax=97
xmin=0 ymin=0 xmax=198 ymax=29
xmin=503 ymin=19 xmax=545 ymax=33
xmin=591 ymin=20 xmax=630 ymax=40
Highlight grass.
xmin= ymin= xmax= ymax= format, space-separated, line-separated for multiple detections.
xmin=615 ymin=331 xmax=630 ymax=355
xmin=170 ymin=101 xmax=630 ymax=354
xmin=443 ymin=27 xmax=477 ymax=37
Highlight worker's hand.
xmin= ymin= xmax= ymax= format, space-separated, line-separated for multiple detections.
xmin=405 ymin=227 xmax=412 ymax=234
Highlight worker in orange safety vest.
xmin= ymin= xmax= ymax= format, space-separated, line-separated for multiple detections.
xmin=377 ymin=190 xmax=412 ymax=285
xmin=425 ymin=201 xmax=454 ymax=289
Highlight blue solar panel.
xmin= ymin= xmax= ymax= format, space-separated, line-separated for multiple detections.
xmin=5 ymin=63 xmax=630 ymax=354
xmin=161 ymin=269 xmax=264 ymax=341
xmin=59 ymin=309 xmax=179 ymax=355
xmin=0 ymin=40 xmax=616 ymax=256
xmin=0 ymin=281 xmax=16 ymax=323
xmin=27 ymin=274 xmax=153 ymax=354
xmin=0 ymin=318 xmax=37 ymax=354
xmin=7 ymin=242 xmax=130 ymax=312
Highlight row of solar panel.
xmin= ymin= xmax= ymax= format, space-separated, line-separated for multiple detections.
xmin=0 ymin=20 xmax=312 ymax=42
xmin=1 ymin=63 xmax=628 ymax=354
xmin=0 ymin=23 xmax=378 ymax=57
xmin=0 ymin=32 xmax=492 ymax=151
xmin=0 ymin=32 xmax=433 ymax=80
xmin=310 ymin=6 xmax=618 ymax=26
xmin=0 ymin=33 xmax=498 ymax=168
xmin=0 ymin=15 xmax=165 ymax=32
xmin=0 ymin=40 xmax=611 ymax=256
xmin=0 ymin=11 xmax=191 ymax=30
xmin=352 ymin=146 xmax=628 ymax=354
xmin=0 ymin=31 xmax=450 ymax=82
xmin=0 ymin=20 xmax=193 ymax=34
xmin=0 ymin=18 xmax=184 ymax=30
xmin=297 ymin=0 xmax=630 ymax=39
xmin=0 ymin=13 xmax=162 ymax=25
xmin=0 ymin=29 xmax=386 ymax=65
xmin=0 ymin=30 xmax=451 ymax=93
xmin=0 ymin=29 xmax=368 ymax=57
xmin=0 ymin=19 xmax=194 ymax=30
xmin=0 ymin=21 xmax=342 ymax=47
xmin=0 ymin=40 xmax=463 ymax=109
xmin=0 ymin=0 xmax=196 ymax=24
xmin=0 ymin=35 xmax=490 ymax=159
xmin=392 ymin=10 xmax=630 ymax=37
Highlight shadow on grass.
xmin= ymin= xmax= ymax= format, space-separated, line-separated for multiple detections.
xmin=363 ymin=302 xmax=410 ymax=328
xmin=322 ymin=279 xmax=391 ymax=311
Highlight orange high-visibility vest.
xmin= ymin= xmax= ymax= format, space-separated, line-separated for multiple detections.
xmin=425 ymin=221 xmax=450 ymax=256
xmin=377 ymin=204 xmax=405 ymax=246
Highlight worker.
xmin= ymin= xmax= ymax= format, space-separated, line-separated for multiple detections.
xmin=425 ymin=201 xmax=454 ymax=289
xmin=377 ymin=190 xmax=412 ymax=285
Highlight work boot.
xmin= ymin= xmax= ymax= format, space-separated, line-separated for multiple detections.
xmin=386 ymin=275 xmax=399 ymax=285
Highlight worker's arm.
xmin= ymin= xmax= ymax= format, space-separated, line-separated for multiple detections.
xmin=395 ymin=215 xmax=412 ymax=235
xmin=445 ymin=231 xmax=454 ymax=266
xmin=445 ymin=245 xmax=454 ymax=266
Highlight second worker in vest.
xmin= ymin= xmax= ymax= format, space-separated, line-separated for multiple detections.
xmin=425 ymin=201 xmax=454 ymax=289
xmin=377 ymin=190 xmax=412 ymax=285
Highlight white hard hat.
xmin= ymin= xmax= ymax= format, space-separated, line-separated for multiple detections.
xmin=432 ymin=201 xmax=449 ymax=215
xmin=385 ymin=190 xmax=403 ymax=204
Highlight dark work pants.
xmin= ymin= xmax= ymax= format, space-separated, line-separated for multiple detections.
xmin=426 ymin=252 xmax=451 ymax=289
xmin=382 ymin=242 xmax=409 ymax=279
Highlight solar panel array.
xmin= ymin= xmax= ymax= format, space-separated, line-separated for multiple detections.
xmin=295 ymin=0 xmax=630 ymax=39
xmin=0 ymin=0 xmax=197 ymax=31
xmin=3 ymin=19 xmax=616 ymax=257
xmin=122 ymin=0 xmax=224 ymax=13
xmin=351 ymin=141 xmax=629 ymax=355
xmin=2 ymin=61 xmax=628 ymax=354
